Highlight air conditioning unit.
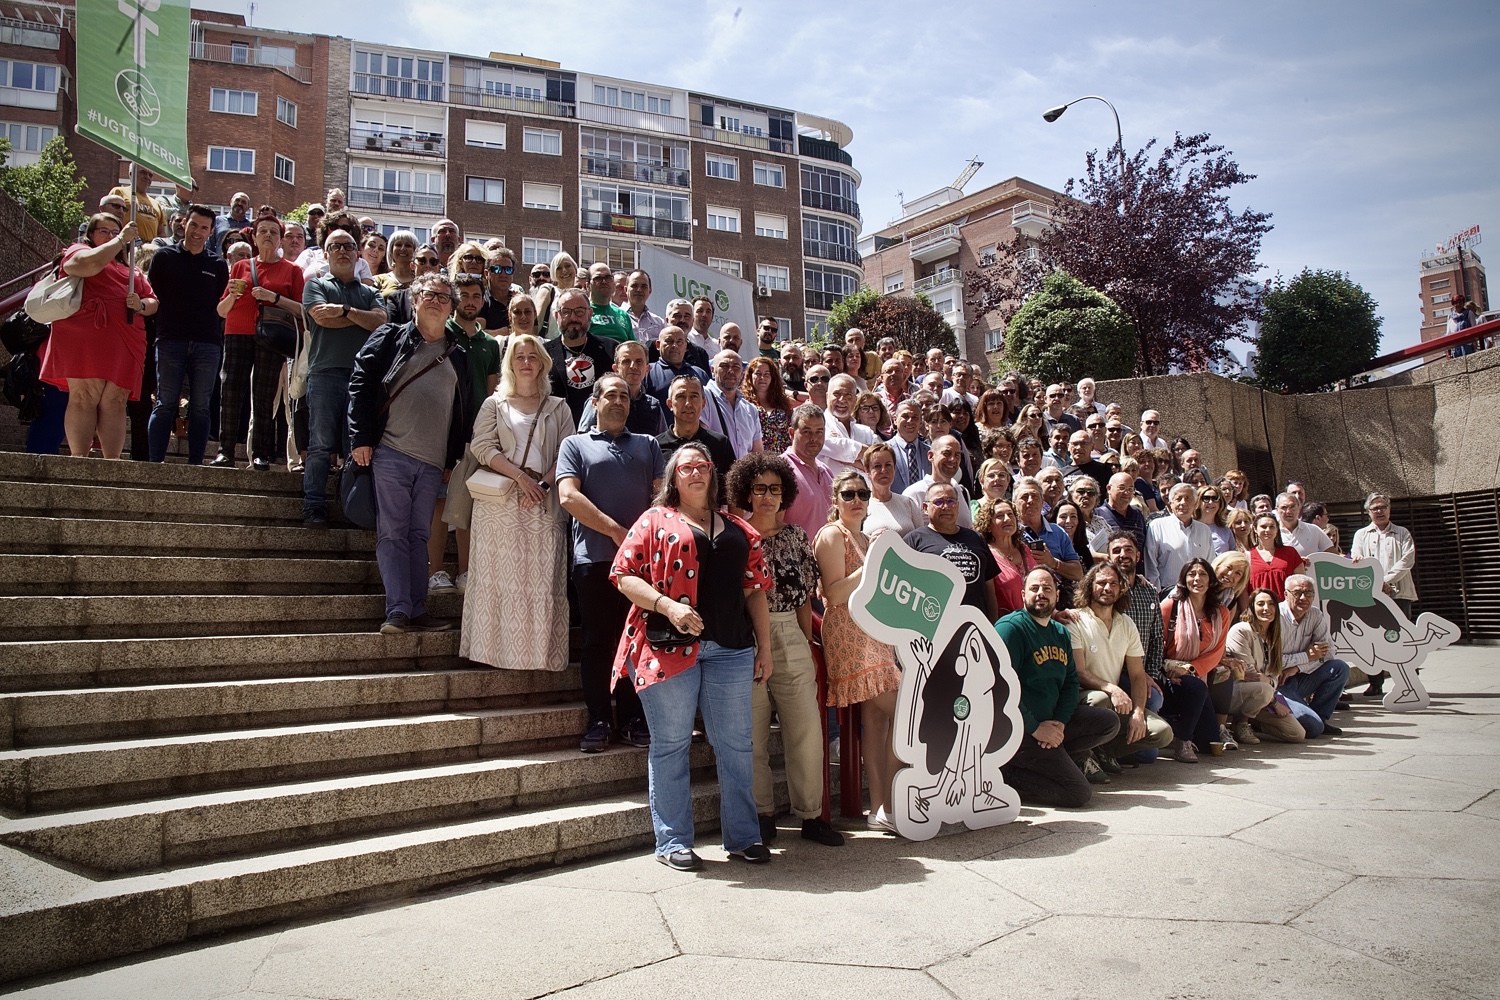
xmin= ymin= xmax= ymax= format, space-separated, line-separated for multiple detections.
xmin=756 ymin=286 xmax=772 ymax=298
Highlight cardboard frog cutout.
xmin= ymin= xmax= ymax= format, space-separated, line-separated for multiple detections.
xmin=849 ymin=532 xmax=1024 ymax=840
xmin=1306 ymin=552 xmax=1459 ymax=713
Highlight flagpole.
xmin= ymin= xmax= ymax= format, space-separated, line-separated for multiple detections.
xmin=125 ymin=3 xmax=141 ymax=323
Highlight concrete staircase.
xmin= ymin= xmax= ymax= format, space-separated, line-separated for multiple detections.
xmin=0 ymin=453 xmax=780 ymax=985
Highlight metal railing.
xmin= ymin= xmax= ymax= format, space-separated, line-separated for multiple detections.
xmin=580 ymin=209 xmax=690 ymax=242
xmin=580 ymin=155 xmax=690 ymax=188
xmin=908 ymin=224 xmax=960 ymax=255
xmin=577 ymin=102 xmax=689 ymax=136
xmin=189 ymin=41 xmax=313 ymax=84
xmin=347 ymin=186 xmax=445 ymax=214
xmin=800 ymin=190 xmax=861 ymax=221
xmin=449 ymin=85 xmax=574 ymax=119
xmin=803 ymin=240 xmax=862 ymax=267
xmin=693 ymin=125 xmax=793 ymax=153
xmin=350 ymin=129 xmax=446 ymax=158
xmin=0 ymin=259 xmax=53 ymax=317
xmin=912 ymin=268 xmax=960 ymax=293
xmin=0 ymin=16 xmax=59 ymax=50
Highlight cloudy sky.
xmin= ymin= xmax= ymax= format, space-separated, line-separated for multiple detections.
xmin=223 ymin=0 xmax=1498 ymax=352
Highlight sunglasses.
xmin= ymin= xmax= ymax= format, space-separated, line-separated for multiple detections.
xmin=839 ymin=489 xmax=872 ymax=502
xmin=1087 ymin=424 xmax=1104 ymax=429
xmin=1142 ymin=419 xmax=1159 ymax=425
xmin=416 ymin=256 xmax=440 ymax=265
xmin=928 ymin=497 xmax=958 ymax=508
xmin=749 ymin=484 xmax=784 ymax=496
xmin=488 ymin=264 xmax=515 ymax=275
xmin=807 ymin=375 xmax=830 ymax=384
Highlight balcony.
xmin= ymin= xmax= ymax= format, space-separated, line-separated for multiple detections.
xmin=912 ymin=267 xmax=960 ymax=294
xmin=449 ymin=85 xmax=573 ymax=119
xmin=577 ymin=102 xmax=688 ymax=136
xmin=908 ymin=224 xmax=961 ymax=265
xmin=350 ymin=128 xmax=446 ymax=158
xmin=347 ymin=186 xmax=445 ymax=214
xmin=800 ymin=190 xmax=861 ymax=222
xmin=581 ymin=154 xmax=689 ymax=188
xmin=0 ymin=17 xmax=59 ymax=50
xmin=797 ymin=134 xmax=853 ymax=167
xmin=804 ymin=239 xmax=862 ymax=267
xmin=581 ymin=209 xmax=690 ymax=242
xmin=190 ymin=42 xmax=313 ymax=84
xmin=693 ymin=124 xmax=792 ymax=154
xmin=1011 ymin=199 xmax=1054 ymax=238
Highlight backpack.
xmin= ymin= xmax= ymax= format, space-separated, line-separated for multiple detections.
xmin=0 ymin=307 xmax=49 ymax=355
xmin=0 ymin=349 xmax=46 ymax=421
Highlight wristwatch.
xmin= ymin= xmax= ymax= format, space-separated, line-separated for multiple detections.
xmin=341 ymin=304 xmax=350 ymax=318
xmin=538 ymin=481 xmax=552 ymax=493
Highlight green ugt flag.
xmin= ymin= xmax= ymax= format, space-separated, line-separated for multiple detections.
xmin=864 ymin=543 xmax=960 ymax=642
xmin=1314 ymin=561 xmax=1379 ymax=608
xmin=75 ymin=0 xmax=193 ymax=188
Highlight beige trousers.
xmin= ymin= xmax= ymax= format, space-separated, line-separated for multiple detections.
xmin=753 ymin=611 xmax=826 ymax=818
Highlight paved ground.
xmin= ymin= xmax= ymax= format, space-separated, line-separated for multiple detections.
xmin=7 ymin=645 xmax=1498 ymax=1000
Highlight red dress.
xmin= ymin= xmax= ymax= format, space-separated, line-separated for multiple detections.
xmin=1248 ymin=544 xmax=1303 ymax=600
xmin=39 ymin=244 xmax=151 ymax=399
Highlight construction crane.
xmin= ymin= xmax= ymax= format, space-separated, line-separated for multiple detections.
xmin=951 ymin=156 xmax=983 ymax=192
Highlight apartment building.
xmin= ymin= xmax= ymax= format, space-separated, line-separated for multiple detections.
xmin=857 ymin=175 xmax=1064 ymax=363
xmin=7 ymin=2 xmax=861 ymax=339
xmin=1418 ymin=245 xmax=1487 ymax=342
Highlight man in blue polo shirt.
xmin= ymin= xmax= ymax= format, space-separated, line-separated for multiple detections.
xmin=1013 ymin=475 xmax=1084 ymax=588
xmin=557 ymin=373 xmax=666 ymax=755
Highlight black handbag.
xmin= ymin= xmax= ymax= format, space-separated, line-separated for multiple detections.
xmin=645 ymin=606 xmax=696 ymax=649
xmin=250 ymin=258 xmax=299 ymax=359
xmin=339 ymin=462 xmax=377 ymax=530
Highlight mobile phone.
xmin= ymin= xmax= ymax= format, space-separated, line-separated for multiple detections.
xmin=1027 ymin=540 xmax=1046 ymax=553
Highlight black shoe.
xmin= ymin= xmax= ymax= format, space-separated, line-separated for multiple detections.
xmin=1320 ymin=722 xmax=1344 ymax=737
xmin=1096 ymin=751 xmax=1124 ymax=775
xmin=759 ymin=814 xmax=779 ymax=843
xmin=379 ymin=613 xmax=410 ymax=635
xmin=801 ymin=818 xmax=845 ymax=846
xmin=250 ymin=458 xmax=271 ymax=472
xmin=1364 ymin=675 xmax=1386 ymax=697
xmin=656 ymin=849 xmax=702 ymax=872
xmin=729 ymin=843 xmax=772 ymax=864
xmin=580 ymin=720 xmax=612 ymax=754
xmin=303 ymin=511 xmax=329 ymax=528
xmin=620 ymin=717 xmax=651 ymax=748
xmin=406 ymin=613 xmax=453 ymax=632
xmin=208 ymin=453 xmax=234 ymax=468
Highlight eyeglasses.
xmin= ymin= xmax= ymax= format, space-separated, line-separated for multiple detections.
xmin=459 ymin=254 xmax=486 ymax=263
xmin=676 ymin=462 xmax=713 ymax=477
xmin=839 ymin=489 xmax=872 ymax=502
xmin=1048 ymin=392 xmax=1065 ymax=399
xmin=1073 ymin=489 xmax=1098 ymax=497
xmin=1087 ymin=423 xmax=1104 ymax=429
xmin=532 ymin=270 xmax=551 ymax=278
xmin=1201 ymin=494 xmax=1221 ymax=502
xmin=557 ymin=306 xmax=591 ymax=318
xmin=414 ymin=290 xmax=453 ymax=303
xmin=1367 ymin=505 xmax=1390 ymax=513
xmin=807 ymin=375 xmax=830 ymax=384
xmin=488 ymin=264 xmax=515 ymax=275
xmin=325 ymin=243 xmax=358 ymax=252
xmin=749 ymin=484 xmax=784 ymax=496
xmin=928 ymin=497 xmax=958 ymax=508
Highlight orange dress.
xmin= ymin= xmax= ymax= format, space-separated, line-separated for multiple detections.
xmin=820 ymin=522 xmax=901 ymax=707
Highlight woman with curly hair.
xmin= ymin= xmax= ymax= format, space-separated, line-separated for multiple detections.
xmin=975 ymin=496 xmax=1034 ymax=615
xmin=740 ymin=355 xmax=794 ymax=454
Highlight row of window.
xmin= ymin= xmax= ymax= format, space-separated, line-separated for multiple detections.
xmin=464 ymin=178 xmax=563 ymax=211
xmin=705 ymin=207 xmax=787 ymax=239
xmin=208 ymin=89 xmax=298 ymax=127
xmin=0 ymin=59 xmax=59 ymax=94
xmin=0 ymin=121 xmax=56 ymax=154
xmin=705 ymin=258 xmax=790 ymax=291
xmin=464 ymin=121 xmax=560 ymax=154
xmin=204 ymin=145 xmax=296 ymax=185
xmin=591 ymin=84 xmax=671 ymax=116
xmin=702 ymin=152 xmax=785 ymax=188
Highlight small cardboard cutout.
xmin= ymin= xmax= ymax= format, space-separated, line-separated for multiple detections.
xmin=1306 ymin=553 xmax=1460 ymax=713
xmin=849 ymin=532 xmax=1024 ymax=840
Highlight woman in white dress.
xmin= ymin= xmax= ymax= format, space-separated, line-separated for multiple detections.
xmin=460 ymin=334 xmax=574 ymax=669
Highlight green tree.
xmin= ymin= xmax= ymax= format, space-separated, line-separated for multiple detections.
xmin=823 ymin=286 xmax=958 ymax=359
xmin=824 ymin=285 xmax=882 ymax=343
xmin=283 ymin=202 xmax=311 ymax=225
xmin=1000 ymin=270 xmax=1136 ymax=383
xmin=0 ymin=136 xmax=87 ymax=242
xmin=1253 ymin=268 xmax=1382 ymax=392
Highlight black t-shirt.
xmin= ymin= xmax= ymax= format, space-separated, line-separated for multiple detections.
xmin=903 ymin=525 xmax=1000 ymax=612
xmin=692 ymin=516 xmax=754 ymax=648
xmin=658 ymin=424 xmax=735 ymax=492
xmin=146 ymin=244 xmax=229 ymax=344
xmin=1061 ymin=460 xmax=1114 ymax=493
xmin=546 ymin=332 xmax=617 ymax=425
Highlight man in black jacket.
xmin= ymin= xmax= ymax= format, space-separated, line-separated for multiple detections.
xmin=348 ymin=271 xmax=474 ymax=634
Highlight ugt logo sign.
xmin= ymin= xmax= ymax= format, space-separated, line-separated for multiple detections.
xmin=114 ymin=0 xmax=163 ymax=126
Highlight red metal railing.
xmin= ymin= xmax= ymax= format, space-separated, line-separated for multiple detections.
xmin=0 ymin=260 xmax=54 ymax=318
xmin=1351 ymin=316 xmax=1500 ymax=377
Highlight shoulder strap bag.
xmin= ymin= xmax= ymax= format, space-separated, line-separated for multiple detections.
xmin=467 ymin=401 xmax=544 ymax=501
xmin=250 ymin=257 xmax=300 ymax=359
xmin=24 ymin=258 xmax=83 ymax=324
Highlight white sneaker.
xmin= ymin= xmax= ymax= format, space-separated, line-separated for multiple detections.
xmin=867 ymin=806 xmax=897 ymax=833
xmin=454 ymin=571 xmax=468 ymax=593
xmin=828 ymin=738 xmax=840 ymax=764
xmin=428 ymin=570 xmax=457 ymax=594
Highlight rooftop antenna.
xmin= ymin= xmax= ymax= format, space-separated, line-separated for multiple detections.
xmin=247 ymin=1 xmax=255 ymax=26
xmin=896 ymin=189 xmax=904 ymax=209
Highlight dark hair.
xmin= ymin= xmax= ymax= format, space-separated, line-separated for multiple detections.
xmin=1241 ymin=587 xmax=1284 ymax=666
xmin=1078 ymin=559 xmax=1124 ymax=609
xmin=743 ymin=356 xmax=792 ymax=414
xmin=1302 ymin=501 xmax=1327 ymax=521
xmin=1048 ymin=499 xmax=1092 ymax=564
xmin=726 ymin=451 xmax=798 ymax=512
xmin=1171 ymin=436 xmax=1192 ymax=452
xmin=655 ymin=441 xmax=719 ymax=510
xmin=1173 ymin=557 xmax=1224 ymax=610
xmin=1104 ymin=528 xmax=1139 ymax=554
xmin=186 ymin=203 xmax=217 ymax=223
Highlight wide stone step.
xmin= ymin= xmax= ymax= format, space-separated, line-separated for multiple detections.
xmin=0 ymin=704 xmax=590 ymax=811
xmin=0 ymin=451 xmax=305 ymax=496
xmin=0 ymin=631 xmax=465 ymax=692
xmin=0 ymin=779 xmax=773 ymax=986
xmin=0 ymin=591 xmax=466 ymax=641
xmin=0 ymin=514 xmax=373 ymax=558
xmin=0 ymin=480 xmax=305 ymax=527
xmin=0 ymin=553 xmax=384 ymax=597
xmin=0 ymin=667 xmax=582 ymax=748
xmin=0 ymin=740 xmax=750 ymax=873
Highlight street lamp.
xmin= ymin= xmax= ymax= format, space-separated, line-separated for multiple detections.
xmin=1042 ymin=95 xmax=1126 ymax=176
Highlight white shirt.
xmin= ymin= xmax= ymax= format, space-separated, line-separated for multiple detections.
xmin=902 ymin=477 xmax=973 ymax=529
xmin=701 ymin=381 xmax=762 ymax=457
xmin=1145 ymin=515 xmax=1215 ymax=593
xmin=820 ymin=408 xmax=878 ymax=476
xmin=688 ymin=330 xmax=718 ymax=357
xmin=865 ymin=493 xmax=925 ymax=537
xmin=1281 ymin=519 xmax=1334 ymax=558
xmin=1350 ymin=521 xmax=1417 ymax=601
xmin=1140 ymin=434 xmax=1168 ymax=451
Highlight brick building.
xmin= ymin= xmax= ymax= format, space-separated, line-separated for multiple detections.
xmin=857 ymin=175 xmax=1064 ymax=365
xmin=3 ymin=1 xmax=862 ymax=339
xmin=1418 ymin=244 xmax=1487 ymax=342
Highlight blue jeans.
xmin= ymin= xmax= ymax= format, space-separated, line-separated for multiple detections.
xmin=149 ymin=340 xmax=222 ymax=464
xmin=636 ymin=641 xmax=760 ymax=855
xmin=24 ymin=383 xmax=67 ymax=455
xmin=302 ymin=368 xmax=352 ymax=516
xmin=371 ymin=444 xmax=442 ymax=619
xmin=1281 ymin=658 xmax=1351 ymax=737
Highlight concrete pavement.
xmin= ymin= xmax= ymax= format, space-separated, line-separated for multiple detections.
xmin=7 ymin=644 xmax=1497 ymax=1000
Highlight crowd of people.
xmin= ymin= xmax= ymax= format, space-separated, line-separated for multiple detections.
xmin=20 ymin=174 xmax=1425 ymax=871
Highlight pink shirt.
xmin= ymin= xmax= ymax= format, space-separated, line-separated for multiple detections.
xmin=782 ymin=448 xmax=834 ymax=543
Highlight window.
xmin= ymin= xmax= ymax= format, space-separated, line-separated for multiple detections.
xmin=353 ymin=49 xmax=444 ymax=101
xmin=1434 ymin=308 xmax=1451 ymax=319
xmin=706 ymin=206 xmax=740 ymax=233
xmin=883 ymin=273 xmax=904 ymax=293
xmin=277 ymin=96 xmax=297 ymax=128
xmin=1428 ymin=278 xmax=1451 ymax=290
xmin=523 ymin=238 xmax=562 ymax=265
xmin=274 ymin=154 xmax=295 ymax=184
xmin=772 ymin=318 xmax=792 ymax=341
xmin=804 ymin=263 xmax=860 ymax=310
xmin=209 ymin=88 xmax=257 ymax=115
xmin=466 ymin=176 xmax=504 ymax=204
xmin=582 ymin=181 xmax=691 ymax=240
xmin=1432 ymin=293 xmax=1452 ymax=305
xmin=578 ymin=237 xmax=637 ymax=271
xmin=707 ymin=257 xmax=742 ymax=279
xmin=522 ymin=182 xmax=562 ymax=211
xmin=522 ymin=127 xmax=562 ymax=155
xmin=800 ymin=163 xmax=860 ymax=219
xmin=719 ymin=115 xmax=740 ymax=133
xmin=753 ymin=162 xmax=785 ymax=188
xmin=705 ymin=153 xmax=738 ymax=180
xmin=0 ymin=59 xmax=59 ymax=92
xmin=579 ymin=128 xmax=690 ymax=187
xmin=0 ymin=122 xmax=55 ymax=153
xmin=976 ymin=243 xmax=997 ymax=264
xmin=986 ymin=327 xmax=1003 ymax=352
xmin=754 ymin=213 xmax=787 ymax=239
xmin=230 ymin=41 xmax=249 ymax=64
xmin=931 ymin=294 xmax=955 ymax=315
xmin=207 ymin=146 xmax=255 ymax=173
xmin=756 ymin=264 xmax=790 ymax=291
xmin=465 ymin=120 xmax=506 ymax=149
xmin=802 ymin=213 xmax=857 ymax=262
xmin=591 ymin=84 xmax=670 ymax=116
